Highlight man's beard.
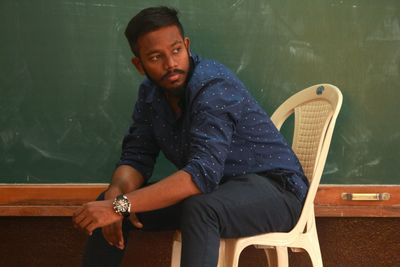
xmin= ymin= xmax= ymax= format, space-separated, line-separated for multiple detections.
xmin=144 ymin=68 xmax=187 ymax=97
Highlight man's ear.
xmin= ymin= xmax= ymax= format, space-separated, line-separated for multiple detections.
xmin=131 ymin=57 xmax=145 ymax=75
xmin=184 ymin=37 xmax=191 ymax=52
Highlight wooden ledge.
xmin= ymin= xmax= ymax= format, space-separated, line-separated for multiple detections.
xmin=316 ymin=185 xmax=400 ymax=217
xmin=0 ymin=184 xmax=399 ymax=217
xmin=0 ymin=184 xmax=107 ymax=216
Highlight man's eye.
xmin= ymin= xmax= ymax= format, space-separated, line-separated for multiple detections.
xmin=150 ymin=55 xmax=161 ymax=61
xmin=173 ymin=47 xmax=181 ymax=54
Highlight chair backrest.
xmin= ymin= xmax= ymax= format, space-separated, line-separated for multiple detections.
xmin=271 ymin=84 xmax=342 ymax=231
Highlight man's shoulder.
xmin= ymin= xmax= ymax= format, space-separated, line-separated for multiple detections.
xmin=192 ymin=55 xmax=233 ymax=80
xmin=188 ymin=55 xmax=242 ymax=93
xmin=187 ymin=55 xmax=250 ymax=107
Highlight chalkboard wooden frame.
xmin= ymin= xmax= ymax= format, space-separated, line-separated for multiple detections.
xmin=1 ymin=185 xmax=399 ymax=217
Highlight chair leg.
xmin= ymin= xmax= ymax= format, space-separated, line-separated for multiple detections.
xmin=297 ymin=242 xmax=323 ymax=267
xmin=217 ymin=240 xmax=226 ymax=267
xmin=263 ymin=246 xmax=288 ymax=267
xmin=276 ymin=247 xmax=289 ymax=267
xmin=221 ymin=239 xmax=244 ymax=267
xmin=264 ymin=247 xmax=279 ymax=267
xmin=308 ymin=245 xmax=323 ymax=267
xmin=264 ymin=247 xmax=278 ymax=267
xmin=304 ymin=227 xmax=323 ymax=267
xmin=290 ymin=225 xmax=322 ymax=267
xmin=170 ymin=232 xmax=182 ymax=267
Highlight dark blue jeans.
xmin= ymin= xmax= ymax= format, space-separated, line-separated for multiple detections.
xmin=80 ymin=173 xmax=303 ymax=267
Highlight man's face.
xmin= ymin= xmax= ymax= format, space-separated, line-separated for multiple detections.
xmin=132 ymin=25 xmax=191 ymax=93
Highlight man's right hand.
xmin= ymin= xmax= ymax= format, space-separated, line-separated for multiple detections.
xmin=102 ymin=184 xmax=144 ymax=250
xmin=101 ymin=210 xmax=143 ymax=250
xmin=102 ymin=220 xmax=125 ymax=249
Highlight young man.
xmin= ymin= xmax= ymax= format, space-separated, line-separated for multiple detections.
xmin=73 ymin=6 xmax=309 ymax=267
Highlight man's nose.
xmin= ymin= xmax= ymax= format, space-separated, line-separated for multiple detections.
xmin=165 ymin=55 xmax=178 ymax=69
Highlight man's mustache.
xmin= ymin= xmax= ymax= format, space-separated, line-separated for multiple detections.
xmin=161 ymin=69 xmax=186 ymax=81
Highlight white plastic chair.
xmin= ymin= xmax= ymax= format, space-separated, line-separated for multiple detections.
xmin=171 ymin=84 xmax=343 ymax=267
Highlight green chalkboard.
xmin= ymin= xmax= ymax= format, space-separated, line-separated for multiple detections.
xmin=1 ymin=0 xmax=399 ymax=184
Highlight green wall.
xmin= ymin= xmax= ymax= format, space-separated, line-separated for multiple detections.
xmin=1 ymin=0 xmax=399 ymax=184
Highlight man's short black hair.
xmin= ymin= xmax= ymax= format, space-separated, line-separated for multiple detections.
xmin=125 ymin=6 xmax=185 ymax=56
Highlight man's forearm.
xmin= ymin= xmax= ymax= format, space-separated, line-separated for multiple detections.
xmin=73 ymin=169 xmax=201 ymax=236
xmin=105 ymin=165 xmax=145 ymax=199
xmin=124 ymin=170 xmax=201 ymax=213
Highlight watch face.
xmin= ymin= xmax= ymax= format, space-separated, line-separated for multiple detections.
xmin=113 ymin=195 xmax=131 ymax=216
xmin=116 ymin=198 xmax=129 ymax=213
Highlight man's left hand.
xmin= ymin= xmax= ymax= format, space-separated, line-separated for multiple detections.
xmin=72 ymin=200 xmax=122 ymax=236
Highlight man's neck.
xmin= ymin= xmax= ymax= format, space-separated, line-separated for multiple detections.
xmin=165 ymin=92 xmax=183 ymax=118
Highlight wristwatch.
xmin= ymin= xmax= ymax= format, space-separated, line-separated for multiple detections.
xmin=112 ymin=194 xmax=131 ymax=218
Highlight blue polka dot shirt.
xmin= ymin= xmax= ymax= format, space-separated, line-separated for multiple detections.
xmin=118 ymin=54 xmax=308 ymax=201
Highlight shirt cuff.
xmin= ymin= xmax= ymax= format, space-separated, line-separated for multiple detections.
xmin=182 ymin=164 xmax=218 ymax=194
xmin=116 ymin=160 xmax=152 ymax=181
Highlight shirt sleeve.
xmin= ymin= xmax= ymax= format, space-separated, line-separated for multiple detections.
xmin=117 ymin=89 xmax=160 ymax=181
xmin=182 ymin=78 xmax=244 ymax=193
